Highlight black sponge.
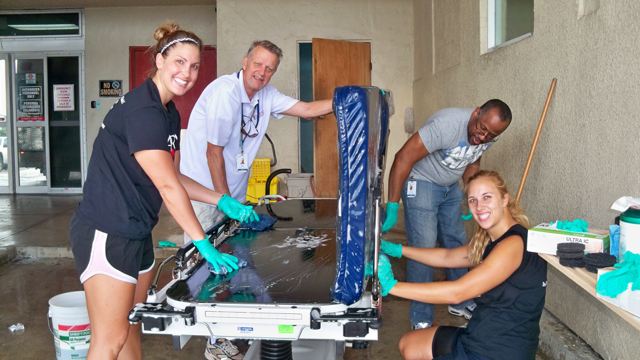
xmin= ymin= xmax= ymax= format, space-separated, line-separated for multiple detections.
xmin=557 ymin=242 xmax=586 ymax=253
xmin=559 ymin=257 xmax=585 ymax=268
xmin=556 ymin=250 xmax=585 ymax=259
xmin=584 ymin=253 xmax=617 ymax=268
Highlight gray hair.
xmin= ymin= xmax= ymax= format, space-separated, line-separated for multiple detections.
xmin=246 ymin=40 xmax=283 ymax=68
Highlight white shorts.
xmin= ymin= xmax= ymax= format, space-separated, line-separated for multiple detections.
xmin=70 ymin=213 xmax=155 ymax=284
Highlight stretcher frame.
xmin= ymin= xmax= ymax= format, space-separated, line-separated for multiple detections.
xmin=129 ymin=86 xmax=391 ymax=358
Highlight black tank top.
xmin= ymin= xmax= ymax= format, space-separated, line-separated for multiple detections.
xmin=461 ymin=224 xmax=547 ymax=360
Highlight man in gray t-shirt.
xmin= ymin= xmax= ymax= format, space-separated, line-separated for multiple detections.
xmin=382 ymin=99 xmax=512 ymax=329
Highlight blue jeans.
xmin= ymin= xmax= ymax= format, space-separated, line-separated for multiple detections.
xmin=402 ymin=179 xmax=475 ymax=326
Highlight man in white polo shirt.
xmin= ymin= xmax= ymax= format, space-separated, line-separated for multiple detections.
xmin=180 ymin=40 xmax=332 ymax=360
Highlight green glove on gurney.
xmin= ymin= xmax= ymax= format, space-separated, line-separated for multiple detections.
xmin=381 ymin=239 xmax=402 ymax=258
xmin=382 ymin=202 xmax=399 ymax=232
xmin=192 ymin=236 xmax=239 ymax=274
xmin=217 ymin=194 xmax=259 ymax=223
xmin=378 ymin=254 xmax=398 ymax=296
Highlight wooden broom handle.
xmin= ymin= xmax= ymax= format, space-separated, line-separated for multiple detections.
xmin=516 ymin=78 xmax=557 ymax=203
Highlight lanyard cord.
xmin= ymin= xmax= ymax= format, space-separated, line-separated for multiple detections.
xmin=240 ymin=101 xmax=260 ymax=150
xmin=237 ymin=69 xmax=261 ymax=151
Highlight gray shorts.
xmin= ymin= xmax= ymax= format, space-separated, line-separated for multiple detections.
xmin=69 ymin=212 xmax=155 ymax=284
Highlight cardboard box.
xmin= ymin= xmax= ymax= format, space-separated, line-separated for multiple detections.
xmin=597 ymin=268 xmax=640 ymax=318
xmin=527 ymin=223 xmax=610 ymax=255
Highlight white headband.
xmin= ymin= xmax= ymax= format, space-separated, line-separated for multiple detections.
xmin=160 ymin=38 xmax=199 ymax=54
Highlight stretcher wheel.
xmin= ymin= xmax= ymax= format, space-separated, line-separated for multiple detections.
xmin=352 ymin=341 xmax=369 ymax=350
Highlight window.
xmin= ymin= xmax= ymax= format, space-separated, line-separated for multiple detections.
xmin=0 ymin=11 xmax=81 ymax=37
xmin=487 ymin=0 xmax=533 ymax=49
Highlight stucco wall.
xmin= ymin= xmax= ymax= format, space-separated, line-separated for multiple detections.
xmin=216 ymin=0 xmax=414 ymax=188
xmin=413 ymin=0 xmax=640 ymax=229
xmin=84 ymin=6 xmax=216 ymax=158
xmin=414 ymin=1 xmax=640 ymax=358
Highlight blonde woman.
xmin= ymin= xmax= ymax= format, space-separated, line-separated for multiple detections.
xmin=379 ymin=170 xmax=547 ymax=360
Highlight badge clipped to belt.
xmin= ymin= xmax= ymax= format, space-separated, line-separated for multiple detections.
xmin=407 ymin=178 xmax=417 ymax=198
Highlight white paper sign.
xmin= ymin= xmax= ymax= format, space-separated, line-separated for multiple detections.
xmin=54 ymin=84 xmax=74 ymax=111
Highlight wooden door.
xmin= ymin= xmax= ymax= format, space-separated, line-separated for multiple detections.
xmin=129 ymin=46 xmax=216 ymax=129
xmin=312 ymin=38 xmax=371 ymax=198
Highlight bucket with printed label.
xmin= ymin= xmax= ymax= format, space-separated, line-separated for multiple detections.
xmin=48 ymin=291 xmax=91 ymax=360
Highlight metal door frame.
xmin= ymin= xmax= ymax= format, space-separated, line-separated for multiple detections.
xmin=46 ymin=51 xmax=85 ymax=194
xmin=11 ymin=53 xmax=50 ymax=193
xmin=0 ymin=53 xmax=13 ymax=193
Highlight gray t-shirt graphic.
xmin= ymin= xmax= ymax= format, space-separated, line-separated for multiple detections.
xmin=410 ymin=108 xmax=492 ymax=186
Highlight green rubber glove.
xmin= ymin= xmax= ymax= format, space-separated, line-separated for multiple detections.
xmin=217 ymin=194 xmax=259 ymax=223
xmin=378 ymin=254 xmax=398 ymax=296
xmin=597 ymin=251 xmax=640 ymax=298
xmin=461 ymin=208 xmax=473 ymax=221
xmin=552 ymin=219 xmax=589 ymax=232
xmin=192 ymin=236 xmax=239 ymax=274
xmin=381 ymin=239 xmax=402 ymax=258
xmin=382 ymin=202 xmax=399 ymax=232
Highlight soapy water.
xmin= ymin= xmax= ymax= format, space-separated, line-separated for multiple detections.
xmin=272 ymin=232 xmax=330 ymax=249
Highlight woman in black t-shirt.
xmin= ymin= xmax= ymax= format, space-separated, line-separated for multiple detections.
xmin=379 ymin=170 xmax=547 ymax=360
xmin=70 ymin=22 xmax=257 ymax=360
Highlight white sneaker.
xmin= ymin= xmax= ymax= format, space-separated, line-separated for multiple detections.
xmin=411 ymin=322 xmax=432 ymax=330
xmin=448 ymin=305 xmax=473 ymax=320
xmin=204 ymin=339 xmax=244 ymax=360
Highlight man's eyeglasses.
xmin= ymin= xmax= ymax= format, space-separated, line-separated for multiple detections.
xmin=241 ymin=103 xmax=259 ymax=140
xmin=475 ymin=118 xmax=500 ymax=142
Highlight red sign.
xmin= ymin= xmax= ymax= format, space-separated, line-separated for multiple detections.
xmin=18 ymin=116 xmax=45 ymax=121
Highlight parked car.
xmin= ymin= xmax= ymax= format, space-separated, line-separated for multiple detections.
xmin=0 ymin=136 xmax=7 ymax=170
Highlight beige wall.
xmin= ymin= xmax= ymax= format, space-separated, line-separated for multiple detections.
xmin=414 ymin=0 xmax=640 ymax=229
xmin=84 ymin=6 xmax=216 ymax=158
xmin=216 ymin=0 xmax=414 ymax=187
xmin=413 ymin=1 xmax=640 ymax=358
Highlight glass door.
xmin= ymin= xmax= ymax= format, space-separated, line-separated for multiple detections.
xmin=12 ymin=54 xmax=49 ymax=193
xmin=47 ymin=55 xmax=82 ymax=191
xmin=0 ymin=54 xmax=11 ymax=193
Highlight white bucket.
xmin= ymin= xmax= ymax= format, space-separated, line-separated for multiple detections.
xmin=48 ymin=291 xmax=91 ymax=360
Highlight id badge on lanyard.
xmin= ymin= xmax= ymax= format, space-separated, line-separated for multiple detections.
xmin=236 ymin=153 xmax=249 ymax=172
xmin=237 ymin=77 xmax=260 ymax=173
